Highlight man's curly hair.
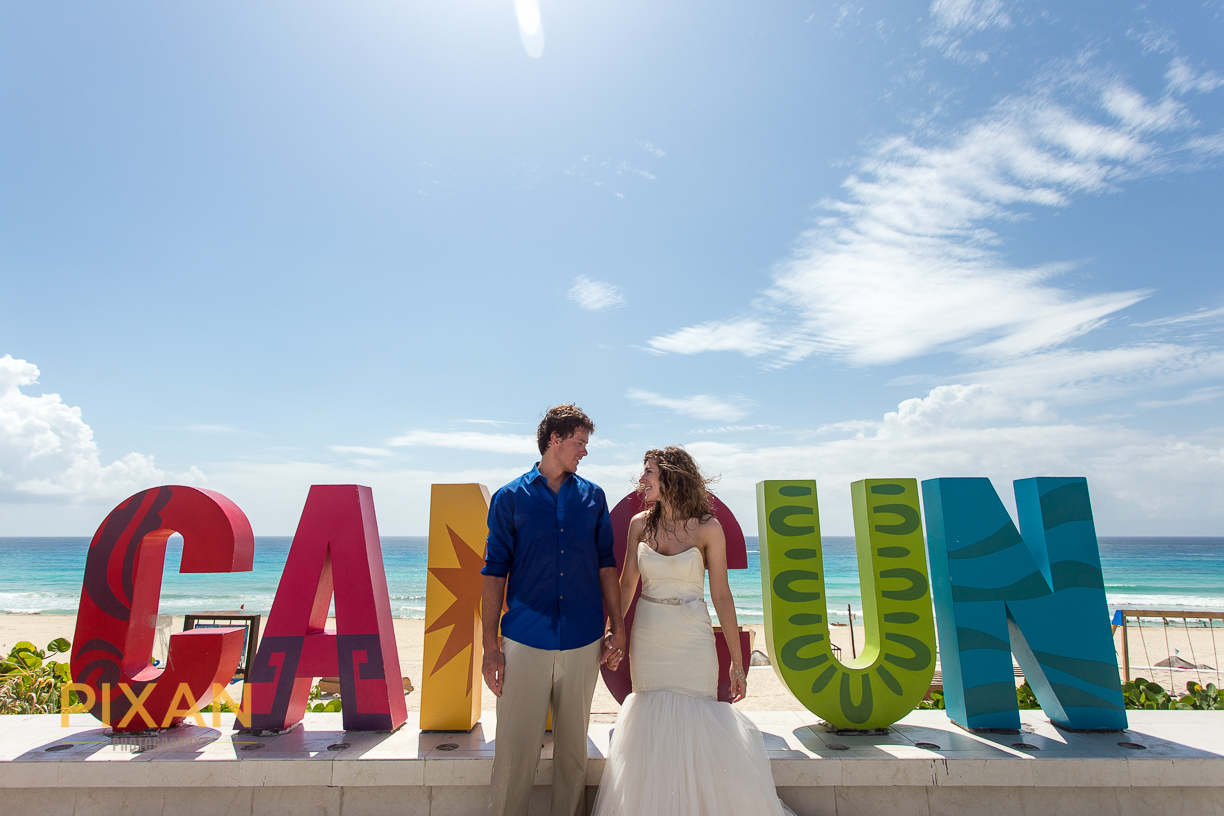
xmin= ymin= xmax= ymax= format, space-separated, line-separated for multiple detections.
xmin=639 ymin=446 xmax=716 ymax=542
xmin=536 ymin=404 xmax=595 ymax=455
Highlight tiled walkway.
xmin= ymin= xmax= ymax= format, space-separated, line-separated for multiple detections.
xmin=2 ymin=710 xmax=1222 ymax=815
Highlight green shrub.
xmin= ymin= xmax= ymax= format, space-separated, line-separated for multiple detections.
xmin=1122 ymin=678 xmax=1223 ymax=710
xmin=1 ymin=638 xmax=75 ymax=714
xmin=307 ymin=679 xmax=341 ymax=713
xmin=919 ymin=677 xmax=1224 ymax=712
xmin=917 ymin=683 xmax=1040 ymax=711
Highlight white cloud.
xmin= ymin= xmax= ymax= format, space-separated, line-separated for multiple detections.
xmin=637 ymin=139 xmax=666 ymax=158
xmin=883 ymin=384 xmax=1056 ymax=427
xmin=690 ymin=424 xmax=783 ymax=435
xmin=1126 ymin=21 xmax=1177 ymax=57
xmin=1102 ymin=85 xmax=1190 ymax=133
xmin=185 ymin=424 xmax=254 ymax=434
xmin=647 ymin=70 xmax=1224 ymax=370
xmin=328 ymin=445 xmax=393 ymax=457
xmin=626 ymin=389 xmax=755 ymax=422
xmin=182 ymin=459 xmax=532 ymax=535
xmin=1166 ymin=57 xmax=1224 ymax=96
xmin=1137 ymin=387 xmax=1224 ymax=409
xmin=386 ymin=429 xmax=537 ymax=455
xmin=568 ymin=276 xmax=626 ymax=311
xmin=964 ymin=344 xmax=1224 ymax=404
xmin=925 ymin=0 xmax=1012 ymax=62
xmin=95 ymin=385 xmax=1223 ymax=537
xmin=675 ymin=385 xmax=1224 ymax=536
xmin=647 ymin=318 xmax=784 ymax=357
xmin=0 ymin=354 xmax=202 ymax=502
xmin=929 ymin=0 xmax=1011 ymax=33
xmin=1137 ymin=305 xmax=1224 ymax=328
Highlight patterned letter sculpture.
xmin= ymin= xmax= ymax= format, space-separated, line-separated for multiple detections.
xmin=71 ymin=486 xmax=253 ymax=732
xmin=600 ymin=491 xmax=752 ymax=704
xmin=419 ymin=483 xmax=491 ymax=731
xmin=245 ymin=484 xmax=407 ymax=732
xmin=922 ymin=477 xmax=1126 ymax=731
xmin=757 ymin=479 xmax=937 ymax=730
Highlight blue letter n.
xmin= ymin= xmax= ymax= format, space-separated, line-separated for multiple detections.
xmin=922 ymin=477 xmax=1126 ymax=732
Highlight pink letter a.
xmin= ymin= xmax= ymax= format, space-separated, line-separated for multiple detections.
xmin=245 ymin=485 xmax=407 ymax=732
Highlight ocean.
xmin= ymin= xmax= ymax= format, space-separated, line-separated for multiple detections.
xmin=3 ymin=536 xmax=1223 ymax=626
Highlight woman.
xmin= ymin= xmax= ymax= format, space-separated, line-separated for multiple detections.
xmin=592 ymin=447 xmax=795 ymax=816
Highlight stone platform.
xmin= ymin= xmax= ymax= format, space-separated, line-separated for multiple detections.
xmin=2 ymin=710 xmax=1222 ymax=815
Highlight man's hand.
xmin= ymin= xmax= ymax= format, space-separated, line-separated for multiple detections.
xmin=483 ymin=645 xmax=506 ymax=697
xmin=600 ymin=629 xmax=627 ymax=671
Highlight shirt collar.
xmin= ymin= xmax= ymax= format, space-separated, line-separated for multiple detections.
xmin=527 ymin=462 xmax=578 ymax=489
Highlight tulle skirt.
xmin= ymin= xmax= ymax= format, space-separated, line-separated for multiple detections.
xmin=591 ymin=689 xmax=792 ymax=816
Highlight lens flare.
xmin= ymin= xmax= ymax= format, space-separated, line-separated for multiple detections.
xmin=513 ymin=0 xmax=545 ymax=58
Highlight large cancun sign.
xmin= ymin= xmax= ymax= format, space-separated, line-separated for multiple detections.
xmin=65 ymin=475 xmax=1125 ymax=734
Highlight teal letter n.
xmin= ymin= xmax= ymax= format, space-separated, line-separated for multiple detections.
xmin=922 ymin=477 xmax=1126 ymax=732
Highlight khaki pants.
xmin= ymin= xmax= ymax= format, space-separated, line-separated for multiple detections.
xmin=488 ymin=637 xmax=602 ymax=816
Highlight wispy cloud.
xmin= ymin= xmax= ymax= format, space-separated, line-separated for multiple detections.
xmin=924 ymin=0 xmax=1013 ymax=62
xmin=648 ymin=318 xmax=784 ymax=357
xmin=1137 ymin=387 xmax=1224 ymax=409
xmin=648 ymin=63 xmax=1223 ymax=372
xmin=689 ymin=424 xmax=783 ymax=435
xmin=386 ymin=430 xmax=537 ymax=455
xmin=964 ymin=345 xmax=1224 ymax=404
xmin=1126 ymin=19 xmax=1177 ymax=56
xmin=1166 ymin=57 xmax=1224 ymax=96
xmin=929 ymin=0 xmax=1011 ymax=33
xmin=637 ymin=139 xmax=666 ymax=158
xmin=568 ymin=276 xmax=626 ymax=311
xmin=328 ymin=445 xmax=393 ymax=457
xmin=1136 ymin=305 xmax=1224 ymax=328
xmin=626 ymin=389 xmax=755 ymax=422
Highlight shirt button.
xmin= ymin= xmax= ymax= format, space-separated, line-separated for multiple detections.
xmin=560 ymin=550 xmax=564 ymax=554
xmin=560 ymin=573 xmax=564 ymax=577
xmin=560 ymin=528 xmax=565 ymax=532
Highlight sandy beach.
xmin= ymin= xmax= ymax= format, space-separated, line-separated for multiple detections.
xmin=6 ymin=613 xmax=1222 ymax=716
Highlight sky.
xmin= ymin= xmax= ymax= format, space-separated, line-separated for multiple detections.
xmin=2 ymin=0 xmax=1223 ymax=537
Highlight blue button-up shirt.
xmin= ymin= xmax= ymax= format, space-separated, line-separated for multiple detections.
xmin=481 ymin=464 xmax=616 ymax=651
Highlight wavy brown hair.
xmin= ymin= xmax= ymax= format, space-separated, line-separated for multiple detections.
xmin=639 ymin=446 xmax=716 ymax=543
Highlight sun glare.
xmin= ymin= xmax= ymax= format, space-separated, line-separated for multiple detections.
xmin=513 ymin=0 xmax=545 ymax=58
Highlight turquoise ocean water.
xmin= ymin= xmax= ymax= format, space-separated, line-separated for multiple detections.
xmin=3 ymin=536 xmax=1223 ymax=626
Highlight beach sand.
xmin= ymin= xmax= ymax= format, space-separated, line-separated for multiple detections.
xmin=6 ymin=613 xmax=1222 ymax=716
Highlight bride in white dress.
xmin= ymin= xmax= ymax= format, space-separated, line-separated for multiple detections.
xmin=593 ymin=447 xmax=795 ymax=816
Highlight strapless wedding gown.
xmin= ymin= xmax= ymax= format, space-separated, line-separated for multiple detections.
xmin=591 ymin=542 xmax=795 ymax=816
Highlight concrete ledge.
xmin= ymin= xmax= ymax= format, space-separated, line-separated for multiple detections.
xmin=2 ymin=711 xmax=1222 ymax=815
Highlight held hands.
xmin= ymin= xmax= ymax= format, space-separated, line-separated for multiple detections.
xmin=601 ymin=629 xmax=627 ymax=671
xmin=482 ymin=645 xmax=506 ymax=697
xmin=727 ymin=664 xmax=747 ymax=703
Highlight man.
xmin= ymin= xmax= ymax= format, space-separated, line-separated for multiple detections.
xmin=481 ymin=404 xmax=627 ymax=816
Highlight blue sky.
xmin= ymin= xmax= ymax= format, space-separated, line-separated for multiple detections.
xmin=2 ymin=0 xmax=1222 ymax=536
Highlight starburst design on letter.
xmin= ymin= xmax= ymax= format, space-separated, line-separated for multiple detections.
xmin=426 ymin=526 xmax=485 ymax=695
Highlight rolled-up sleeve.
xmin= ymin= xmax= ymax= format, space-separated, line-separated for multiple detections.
xmin=482 ymin=488 xmax=514 ymax=577
xmin=593 ymin=489 xmax=616 ymax=570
